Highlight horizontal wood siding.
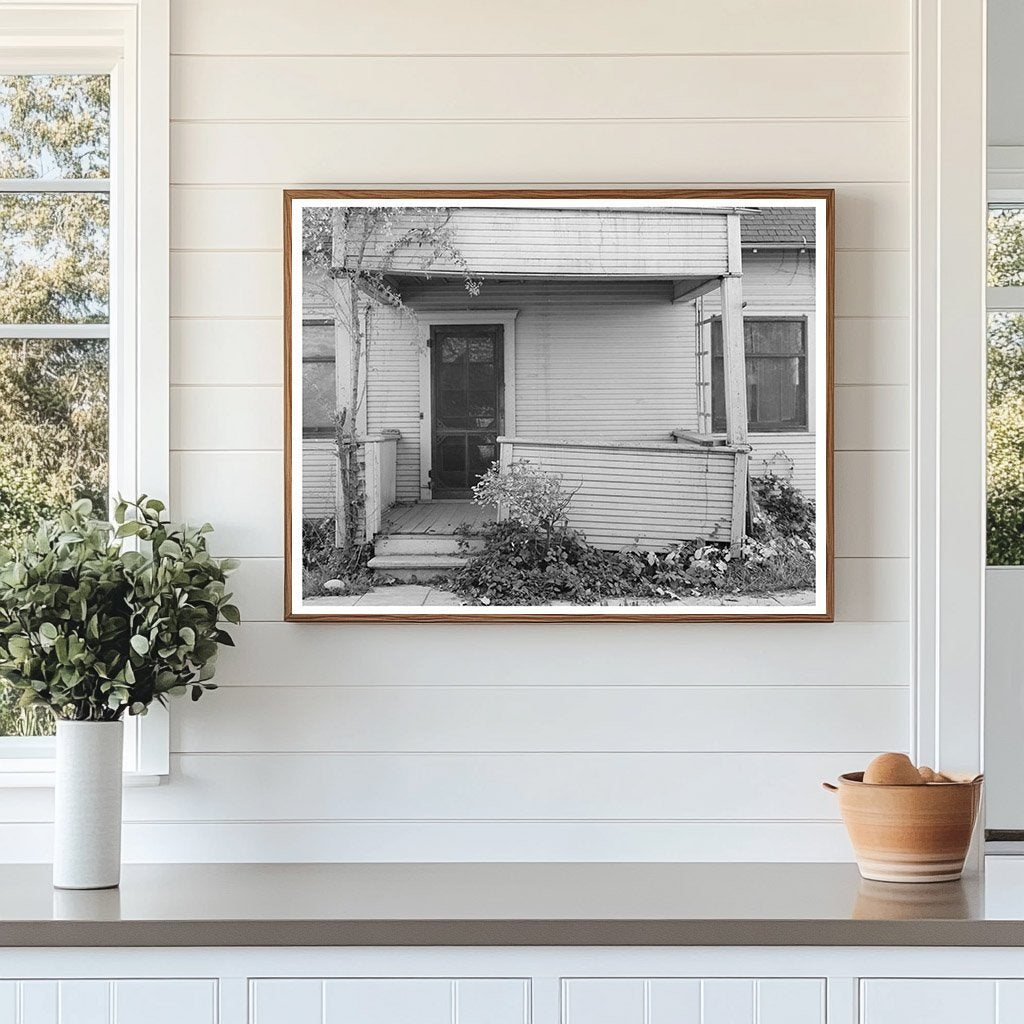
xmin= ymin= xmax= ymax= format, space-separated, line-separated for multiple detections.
xmin=748 ymin=433 xmax=817 ymax=495
xmin=405 ymin=277 xmax=698 ymax=444
xmin=302 ymin=438 xmax=336 ymax=519
xmin=7 ymin=0 xmax=911 ymax=866
xmin=346 ymin=207 xmax=730 ymax=278
xmin=700 ymin=251 xmax=815 ymax=312
xmin=365 ymin=306 xmax=421 ymax=502
xmin=505 ymin=439 xmax=736 ymax=549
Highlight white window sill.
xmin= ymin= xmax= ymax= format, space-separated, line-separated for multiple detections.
xmin=0 ymin=765 xmax=165 ymax=788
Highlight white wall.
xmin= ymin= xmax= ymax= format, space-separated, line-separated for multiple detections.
xmin=2 ymin=0 xmax=914 ymax=862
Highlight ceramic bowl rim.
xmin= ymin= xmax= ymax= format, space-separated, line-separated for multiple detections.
xmin=837 ymin=771 xmax=984 ymax=789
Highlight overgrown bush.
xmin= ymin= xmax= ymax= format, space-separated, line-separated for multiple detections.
xmin=472 ymin=460 xmax=576 ymax=551
xmin=302 ymin=538 xmax=378 ymax=599
xmin=455 ymin=519 xmax=636 ymax=605
xmin=750 ymin=472 xmax=815 ymax=546
xmin=455 ymin=464 xmax=817 ymax=605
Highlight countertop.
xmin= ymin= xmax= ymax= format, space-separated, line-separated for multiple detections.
xmin=6 ymin=861 xmax=1024 ymax=947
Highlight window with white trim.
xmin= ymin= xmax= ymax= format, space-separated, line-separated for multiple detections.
xmin=987 ymin=205 xmax=1024 ymax=566
xmin=0 ymin=3 xmax=169 ymax=778
xmin=0 ymin=74 xmax=111 ymax=739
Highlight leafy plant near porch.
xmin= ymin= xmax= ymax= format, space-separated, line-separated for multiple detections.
xmin=302 ymin=207 xmax=482 ymax=550
xmin=455 ymin=464 xmax=815 ymax=605
xmin=471 ymin=460 xmax=579 ymax=553
xmin=0 ymin=497 xmax=238 ymax=723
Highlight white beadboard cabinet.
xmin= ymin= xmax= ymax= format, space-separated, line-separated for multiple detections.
xmin=860 ymin=980 xmax=1024 ymax=1023
xmin=5 ymin=950 xmax=1024 ymax=1024
xmin=561 ymin=978 xmax=825 ymax=1024
xmin=0 ymin=979 xmax=218 ymax=1024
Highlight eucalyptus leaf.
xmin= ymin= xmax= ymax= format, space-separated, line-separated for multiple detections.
xmin=0 ymin=497 xmax=238 ymax=722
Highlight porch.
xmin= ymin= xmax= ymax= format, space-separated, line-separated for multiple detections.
xmin=328 ymin=206 xmax=756 ymax=559
xmin=366 ymin=500 xmax=494 ymax=580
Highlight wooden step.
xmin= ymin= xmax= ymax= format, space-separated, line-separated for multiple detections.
xmin=375 ymin=533 xmax=486 ymax=557
xmin=367 ymin=553 xmax=469 ymax=582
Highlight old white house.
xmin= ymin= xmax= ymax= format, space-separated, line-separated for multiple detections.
xmin=301 ymin=204 xmax=818 ymax=576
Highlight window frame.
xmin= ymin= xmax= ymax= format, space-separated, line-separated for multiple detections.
xmin=701 ymin=311 xmax=814 ymax=436
xmin=301 ymin=317 xmax=337 ymax=439
xmin=709 ymin=315 xmax=810 ymax=434
xmin=0 ymin=0 xmax=169 ymax=784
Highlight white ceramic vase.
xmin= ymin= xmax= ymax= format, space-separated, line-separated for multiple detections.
xmin=53 ymin=720 xmax=124 ymax=890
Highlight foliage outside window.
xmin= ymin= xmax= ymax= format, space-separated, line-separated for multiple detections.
xmin=987 ymin=208 xmax=1024 ymax=565
xmin=0 ymin=75 xmax=110 ymax=736
xmin=711 ymin=317 xmax=808 ymax=433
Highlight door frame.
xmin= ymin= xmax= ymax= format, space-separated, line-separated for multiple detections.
xmin=416 ymin=310 xmax=518 ymax=501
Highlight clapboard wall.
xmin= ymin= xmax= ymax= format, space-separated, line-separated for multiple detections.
xmin=4 ymin=0 xmax=915 ymax=862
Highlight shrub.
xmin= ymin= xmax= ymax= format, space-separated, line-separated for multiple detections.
xmin=455 ymin=519 xmax=635 ymax=606
xmin=750 ymin=472 xmax=816 ymax=546
xmin=472 ymin=461 xmax=576 ymax=551
xmin=302 ymin=538 xmax=378 ymax=599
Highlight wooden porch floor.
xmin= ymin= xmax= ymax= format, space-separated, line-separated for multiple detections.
xmin=382 ymin=500 xmax=496 ymax=536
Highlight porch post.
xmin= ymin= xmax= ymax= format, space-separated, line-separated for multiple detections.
xmin=720 ymin=212 xmax=749 ymax=554
xmin=332 ymin=269 xmax=356 ymax=547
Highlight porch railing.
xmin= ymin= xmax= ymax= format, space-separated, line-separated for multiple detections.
xmin=496 ymin=435 xmax=748 ymax=552
xmin=361 ymin=430 xmax=401 ymax=543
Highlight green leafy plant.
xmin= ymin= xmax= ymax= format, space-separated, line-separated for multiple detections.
xmin=0 ymin=496 xmax=238 ymax=722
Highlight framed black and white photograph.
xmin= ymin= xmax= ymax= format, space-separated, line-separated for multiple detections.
xmin=284 ymin=190 xmax=833 ymax=621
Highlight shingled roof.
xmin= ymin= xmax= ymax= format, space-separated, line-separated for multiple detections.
xmin=740 ymin=208 xmax=816 ymax=248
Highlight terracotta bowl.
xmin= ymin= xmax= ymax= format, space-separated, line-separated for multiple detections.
xmin=823 ymin=771 xmax=983 ymax=883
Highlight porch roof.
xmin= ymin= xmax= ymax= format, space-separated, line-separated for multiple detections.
xmin=335 ymin=206 xmax=739 ymax=280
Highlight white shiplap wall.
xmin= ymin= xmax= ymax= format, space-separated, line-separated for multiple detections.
xmin=0 ymin=0 xmax=914 ymax=862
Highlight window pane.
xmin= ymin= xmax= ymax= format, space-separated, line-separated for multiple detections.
xmin=710 ymin=319 xmax=807 ymax=432
xmin=0 ymin=75 xmax=109 ymax=179
xmin=302 ymin=322 xmax=334 ymax=359
xmin=988 ymin=206 xmax=1024 ymax=288
xmin=302 ymin=362 xmax=335 ymax=431
xmin=0 ymin=192 xmax=109 ymax=323
xmin=0 ymin=337 xmax=109 ymax=739
xmin=987 ymin=312 xmax=1024 ymax=565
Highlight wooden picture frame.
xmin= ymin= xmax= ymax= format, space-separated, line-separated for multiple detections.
xmin=284 ymin=189 xmax=834 ymax=622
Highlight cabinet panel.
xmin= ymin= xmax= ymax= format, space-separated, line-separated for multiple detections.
xmin=861 ymin=981 xmax=997 ymax=1024
xmin=250 ymin=979 xmax=528 ymax=1024
xmin=757 ymin=980 xmax=826 ymax=1024
xmin=0 ymin=981 xmax=216 ymax=1024
xmin=0 ymin=984 xmax=16 ymax=1024
xmin=113 ymin=981 xmax=217 ymax=1024
xmin=456 ymin=980 xmax=530 ymax=1024
xmin=323 ymin=980 xmax=450 ymax=1024
xmin=563 ymin=978 xmax=824 ymax=1024
xmin=563 ymin=980 xmax=645 ymax=1024
xmin=58 ymin=982 xmax=110 ymax=1024
xmin=647 ymin=980 xmax=702 ymax=1022
xmin=17 ymin=983 xmax=56 ymax=1024
xmin=250 ymin=979 xmax=322 ymax=1024
xmin=702 ymin=979 xmax=754 ymax=1024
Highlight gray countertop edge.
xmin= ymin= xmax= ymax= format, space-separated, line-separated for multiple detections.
xmin=3 ymin=919 xmax=1022 ymax=948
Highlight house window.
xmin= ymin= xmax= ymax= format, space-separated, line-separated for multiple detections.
xmin=0 ymin=3 xmax=169 ymax=777
xmin=302 ymin=320 xmax=336 ymax=436
xmin=710 ymin=317 xmax=808 ymax=433
xmin=987 ymin=205 xmax=1024 ymax=566
xmin=0 ymin=74 xmax=111 ymax=739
